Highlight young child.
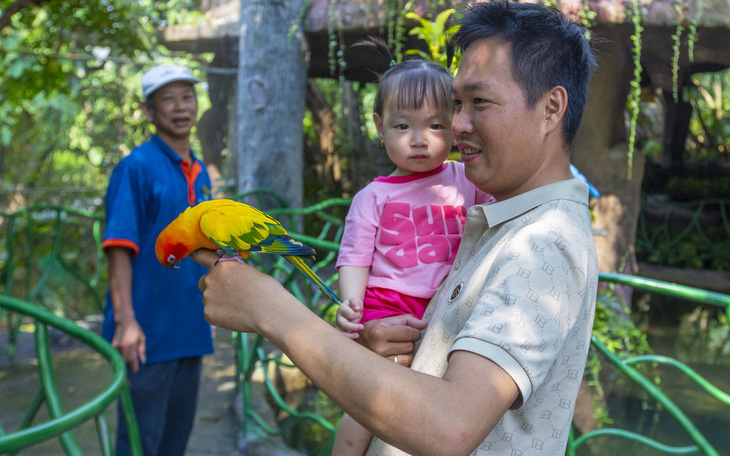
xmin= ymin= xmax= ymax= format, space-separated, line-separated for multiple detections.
xmin=332 ymin=41 xmax=494 ymax=455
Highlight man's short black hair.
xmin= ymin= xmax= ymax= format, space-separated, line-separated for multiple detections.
xmin=454 ymin=1 xmax=597 ymax=146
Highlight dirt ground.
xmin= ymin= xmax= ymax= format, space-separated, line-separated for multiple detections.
xmin=0 ymin=324 xmax=242 ymax=455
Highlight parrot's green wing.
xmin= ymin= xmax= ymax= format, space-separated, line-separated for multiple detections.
xmin=197 ymin=199 xmax=340 ymax=303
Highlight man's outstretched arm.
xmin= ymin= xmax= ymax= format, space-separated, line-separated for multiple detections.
xmin=192 ymin=249 xmax=519 ymax=456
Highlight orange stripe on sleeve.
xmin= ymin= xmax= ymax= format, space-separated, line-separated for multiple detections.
xmin=102 ymin=239 xmax=140 ymax=258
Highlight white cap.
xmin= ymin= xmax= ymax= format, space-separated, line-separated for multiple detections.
xmin=141 ymin=64 xmax=199 ymax=98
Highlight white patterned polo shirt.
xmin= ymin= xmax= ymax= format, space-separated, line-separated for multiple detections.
xmin=366 ymin=179 xmax=598 ymax=456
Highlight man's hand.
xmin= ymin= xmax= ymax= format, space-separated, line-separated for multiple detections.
xmin=191 ymin=248 xmax=288 ymax=334
xmin=336 ymin=298 xmax=365 ymax=339
xmin=111 ymin=319 xmax=146 ymax=373
xmin=358 ymin=314 xmax=427 ymax=367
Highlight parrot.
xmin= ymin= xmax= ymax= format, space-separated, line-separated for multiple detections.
xmin=155 ymin=199 xmax=341 ymax=304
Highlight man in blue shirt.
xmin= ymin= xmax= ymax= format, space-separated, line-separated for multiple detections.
xmin=102 ymin=64 xmax=214 ymax=455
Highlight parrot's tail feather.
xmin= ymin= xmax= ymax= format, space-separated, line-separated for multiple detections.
xmin=284 ymin=256 xmax=341 ymax=304
xmin=261 ymin=236 xmax=316 ymax=260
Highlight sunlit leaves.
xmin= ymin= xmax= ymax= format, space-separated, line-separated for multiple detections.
xmin=0 ymin=0 xmax=204 ymax=209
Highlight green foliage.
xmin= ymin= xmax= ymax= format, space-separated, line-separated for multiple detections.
xmin=577 ymin=1 xmax=597 ymax=39
xmin=666 ymin=176 xmax=730 ymax=201
xmin=587 ymin=284 xmax=654 ymax=426
xmin=677 ymin=307 xmax=730 ymax=366
xmin=687 ymin=0 xmax=705 ymax=63
xmin=405 ymin=8 xmax=460 ymax=72
xmin=385 ymin=0 xmax=409 ymax=63
xmin=687 ymin=70 xmax=730 ymax=161
xmin=638 ymin=222 xmax=730 ymax=271
xmin=636 ymin=194 xmax=730 ymax=271
xmin=0 ymin=0 xmax=208 ymax=210
xmin=671 ymin=2 xmax=686 ymax=104
xmin=626 ymin=0 xmax=644 ymax=180
xmin=1 ymin=206 xmax=106 ymax=317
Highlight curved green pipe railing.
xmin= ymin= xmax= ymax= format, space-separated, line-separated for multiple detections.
xmin=0 ymin=295 xmax=141 ymax=455
xmin=566 ymin=272 xmax=730 ymax=456
xmin=3 ymin=197 xmax=728 ymax=455
xmin=2 ymin=204 xmax=106 ymax=358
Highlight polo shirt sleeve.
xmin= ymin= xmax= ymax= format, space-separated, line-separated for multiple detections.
xmin=450 ymin=223 xmax=588 ymax=408
xmin=336 ymin=188 xmax=378 ymax=269
xmin=102 ymin=157 xmax=143 ymax=257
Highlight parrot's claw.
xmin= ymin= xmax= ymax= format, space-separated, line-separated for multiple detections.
xmin=215 ymin=254 xmax=245 ymax=266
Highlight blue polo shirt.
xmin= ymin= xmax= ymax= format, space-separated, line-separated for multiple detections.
xmin=102 ymin=135 xmax=214 ymax=363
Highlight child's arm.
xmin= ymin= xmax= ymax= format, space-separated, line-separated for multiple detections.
xmin=336 ymin=265 xmax=369 ymax=339
xmin=332 ymin=413 xmax=373 ymax=456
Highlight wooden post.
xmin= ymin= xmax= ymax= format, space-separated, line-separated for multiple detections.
xmin=236 ymin=0 xmax=307 ymax=210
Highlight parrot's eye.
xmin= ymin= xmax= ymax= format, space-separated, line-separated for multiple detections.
xmin=167 ymin=254 xmax=177 ymax=263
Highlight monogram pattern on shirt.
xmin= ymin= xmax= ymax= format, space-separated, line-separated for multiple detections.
xmin=367 ymin=190 xmax=598 ymax=456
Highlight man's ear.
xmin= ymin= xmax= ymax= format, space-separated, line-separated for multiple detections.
xmin=544 ymin=86 xmax=567 ymax=134
xmin=141 ymin=100 xmax=154 ymax=122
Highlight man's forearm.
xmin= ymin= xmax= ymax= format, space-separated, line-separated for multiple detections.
xmin=262 ymin=291 xmax=515 ymax=456
xmin=107 ymin=247 xmax=135 ymax=324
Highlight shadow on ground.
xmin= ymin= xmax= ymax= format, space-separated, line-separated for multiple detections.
xmin=0 ymin=324 xmax=240 ymax=455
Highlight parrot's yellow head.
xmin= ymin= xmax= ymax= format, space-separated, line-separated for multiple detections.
xmin=155 ymin=227 xmax=193 ymax=269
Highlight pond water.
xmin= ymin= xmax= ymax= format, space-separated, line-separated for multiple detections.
xmin=577 ymin=301 xmax=729 ymax=455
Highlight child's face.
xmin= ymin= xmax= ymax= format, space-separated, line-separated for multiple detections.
xmin=374 ymin=98 xmax=455 ymax=177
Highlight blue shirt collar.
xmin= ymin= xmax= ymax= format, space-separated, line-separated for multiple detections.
xmin=151 ymin=134 xmax=201 ymax=164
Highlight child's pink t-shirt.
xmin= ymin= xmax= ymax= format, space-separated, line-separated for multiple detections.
xmin=336 ymin=162 xmax=494 ymax=299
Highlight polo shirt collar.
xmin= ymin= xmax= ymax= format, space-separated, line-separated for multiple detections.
xmin=151 ymin=134 xmax=200 ymax=164
xmin=476 ymin=179 xmax=589 ymax=227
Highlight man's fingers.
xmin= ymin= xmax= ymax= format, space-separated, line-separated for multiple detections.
xmin=378 ymin=314 xmax=428 ymax=330
xmin=137 ymin=341 xmax=146 ymax=366
xmin=391 ymin=353 xmax=414 ymax=367
xmin=190 ymin=248 xmax=219 ymax=268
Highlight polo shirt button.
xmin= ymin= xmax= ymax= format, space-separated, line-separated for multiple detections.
xmin=448 ymin=282 xmax=463 ymax=304
xmin=454 ymin=261 xmax=461 ymax=270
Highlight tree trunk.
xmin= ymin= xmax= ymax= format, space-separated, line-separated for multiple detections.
xmin=305 ymin=79 xmax=340 ymax=190
xmin=198 ymin=44 xmax=237 ymax=195
xmin=236 ymin=0 xmax=307 ymax=210
xmin=341 ymin=81 xmax=390 ymax=194
xmin=572 ymin=25 xmax=646 ymax=304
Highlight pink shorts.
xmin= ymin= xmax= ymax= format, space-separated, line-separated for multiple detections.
xmin=361 ymin=287 xmax=431 ymax=323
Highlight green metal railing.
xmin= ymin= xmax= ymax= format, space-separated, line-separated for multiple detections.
xmin=228 ymin=191 xmax=348 ymax=454
xmin=567 ymin=273 xmax=730 ymax=456
xmin=1 ymin=204 xmax=106 ymax=358
xmin=2 ymin=196 xmax=729 ymax=455
xmin=0 ymin=295 xmax=141 ymax=455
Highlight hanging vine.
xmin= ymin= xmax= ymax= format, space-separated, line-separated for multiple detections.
xmin=383 ymin=0 xmax=409 ymax=63
xmin=687 ymin=0 xmax=705 ymax=63
xmin=287 ymin=0 xmax=310 ymax=45
xmin=671 ymin=1 xmax=686 ymax=104
xmin=626 ymin=0 xmax=645 ymax=180
xmin=327 ymin=0 xmax=338 ymax=78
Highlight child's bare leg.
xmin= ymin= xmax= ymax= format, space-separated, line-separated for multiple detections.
xmin=332 ymin=412 xmax=373 ymax=456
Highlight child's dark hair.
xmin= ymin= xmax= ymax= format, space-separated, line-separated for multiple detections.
xmin=355 ymin=38 xmax=454 ymax=117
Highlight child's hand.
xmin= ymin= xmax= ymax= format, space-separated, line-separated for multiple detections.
xmin=336 ymin=298 xmax=365 ymax=339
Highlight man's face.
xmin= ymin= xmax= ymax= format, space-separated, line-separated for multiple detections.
xmin=145 ymin=81 xmax=198 ymax=141
xmin=452 ymin=39 xmax=552 ymax=201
